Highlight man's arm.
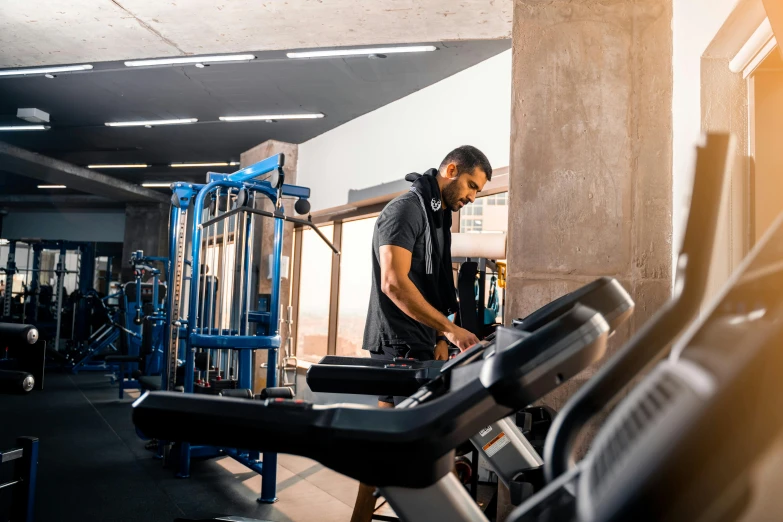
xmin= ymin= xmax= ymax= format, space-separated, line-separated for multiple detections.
xmin=379 ymin=245 xmax=478 ymax=351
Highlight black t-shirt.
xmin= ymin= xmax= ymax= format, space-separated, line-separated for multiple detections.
xmin=362 ymin=192 xmax=446 ymax=352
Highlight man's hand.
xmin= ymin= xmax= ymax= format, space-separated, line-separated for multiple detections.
xmin=434 ymin=340 xmax=450 ymax=360
xmin=445 ymin=325 xmax=480 ymax=352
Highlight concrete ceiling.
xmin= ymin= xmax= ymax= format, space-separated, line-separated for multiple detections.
xmin=0 ymin=0 xmax=512 ymax=68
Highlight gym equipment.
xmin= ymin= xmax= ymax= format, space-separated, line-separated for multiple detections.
xmin=0 ymin=323 xmax=38 ymax=344
xmin=306 ymin=276 xmax=633 ymax=513
xmin=0 ymin=370 xmax=34 ymax=394
xmin=0 ymin=322 xmax=44 ymax=391
xmin=508 ymin=134 xmax=734 ymax=521
xmin=158 ymin=153 xmax=335 ymax=503
xmin=0 ymin=240 xmax=96 ymax=350
xmin=108 ymin=251 xmax=168 ymax=398
xmin=0 ymin=437 xmax=38 ymax=522
xmin=133 ymin=279 xmax=610 ymax=522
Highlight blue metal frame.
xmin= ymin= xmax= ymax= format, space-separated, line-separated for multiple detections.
xmin=167 ymin=156 xmax=314 ymax=503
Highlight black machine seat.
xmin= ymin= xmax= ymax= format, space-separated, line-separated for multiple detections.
xmin=306 ymin=277 xmax=633 ymax=399
xmin=139 ymin=375 xmax=163 ymax=391
xmin=134 ymin=302 xmax=610 ymax=489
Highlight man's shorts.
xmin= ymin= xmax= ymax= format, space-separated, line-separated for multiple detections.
xmin=370 ymin=343 xmax=434 ymax=406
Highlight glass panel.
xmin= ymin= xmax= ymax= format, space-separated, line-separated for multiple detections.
xmin=461 ymin=192 xmax=508 ymax=234
xmin=459 ymin=192 xmax=509 ymax=324
xmin=296 ymin=225 xmax=334 ymax=364
xmin=336 ymin=217 xmax=378 ymax=357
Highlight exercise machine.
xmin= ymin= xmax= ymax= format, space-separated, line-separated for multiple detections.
xmin=0 ymin=240 xmax=95 ymax=351
xmin=106 ymin=251 xmax=168 ymax=398
xmin=0 ymin=322 xmax=43 ymax=394
xmin=152 ymin=153 xmax=336 ymax=503
xmin=132 ymin=270 xmax=612 ymax=522
xmin=0 ymin=437 xmax=38 ymax=522
xmin=306 ymin=276 xmax=633 ymax=515
xmin=510 ymin=136 xmax=783 ymax=522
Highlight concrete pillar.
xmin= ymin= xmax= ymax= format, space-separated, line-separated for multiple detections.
xmin=121 ymin=204 xmax=169 ymax=281
xmin=508 ymin=0 xmax=673 ymax=418
xmin=240 ymin=140 xmax=299 ymax=393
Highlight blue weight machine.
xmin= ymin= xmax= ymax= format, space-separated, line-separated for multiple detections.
xmin=149 ymin=153 xmax=337 ymax=503
xmin=106 ymin=251 xmax=168 ymax=398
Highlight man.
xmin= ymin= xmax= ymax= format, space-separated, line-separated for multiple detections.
xmin=351 ymin=145 xmax=492 ymax=522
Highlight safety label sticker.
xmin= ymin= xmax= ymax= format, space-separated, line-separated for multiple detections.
xmin=483 ymin=432 xmax=510 ymax=458
xmin=479 ymin=426 xmax=493 ymax=437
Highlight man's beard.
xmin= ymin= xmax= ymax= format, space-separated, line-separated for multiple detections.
xmin=441 ymin=182 xmax=462 ymax=212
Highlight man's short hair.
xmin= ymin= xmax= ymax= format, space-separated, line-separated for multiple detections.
xmin=439 ymin=145 xmax=492 ymax=181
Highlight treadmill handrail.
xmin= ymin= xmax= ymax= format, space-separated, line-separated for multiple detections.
xmin=543 ymin=133 xmax=734 ymax=482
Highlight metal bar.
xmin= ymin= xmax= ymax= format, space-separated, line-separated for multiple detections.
xmin=326 ymin=222 xmax=343 ymax=356
xmin=54 ymin=247 xmax=66 ymax=351
xmin=225 ymin=154 xmax=284 ymax=184
xmin=28 ymin=247 xmax=40 ymax=323
xmin=219 ymin=189 xmax=231 ymax=333
xmin=290 ymin=230 xmax=303 ymax=357
xmin=3 ymin=241 xmax=16 ymax=318
xmin=200 ymin=207 xmax=339 ymax=255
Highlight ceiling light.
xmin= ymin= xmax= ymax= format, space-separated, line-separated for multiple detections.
xmin=286 ymin=46 xmax=437 ymax=59
xmin=170 ymin=162 xmax=232 ymax=168
xmin=141 ymin=183 xmax=172 ymax=188
xmin=105 ymin=119 xmax=197 ymax=127
xmin=0 ymin=125 xmax=49 ymax=131
xmin=124 ymin=54 xmax=256 ymax=67
xmin=38 ymin=185 xmax=66 ymax=189
xmin=219 ymin=114 xmax=324 ymax=122
xmin=0 ymin=64 xmax=93 ymax=77
xmin=87 ymin=164 xmax=149 ymax=169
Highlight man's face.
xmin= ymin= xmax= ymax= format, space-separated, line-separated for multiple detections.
xmin=441 ymin=165 xmax=489 ymax=212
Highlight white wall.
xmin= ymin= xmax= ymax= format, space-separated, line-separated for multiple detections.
xmin=3 ymin=211 xmax=126 ymax=242
xmin=672 ymin=0 xmax=740 ymax=274
xmin=298 ymin=49 xmax=512 ymax=212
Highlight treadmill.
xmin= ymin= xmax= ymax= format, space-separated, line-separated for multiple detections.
xmin=134 ymin=287 xmax=615 ymax=522
xmin=510 ymin=137 xmax=783 ymax=522
xmin=305 ymin=276 xmax=633 ymax=508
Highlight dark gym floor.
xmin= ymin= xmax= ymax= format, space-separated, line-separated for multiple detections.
xmin=0 ymin=373 xmax=361 ymax=522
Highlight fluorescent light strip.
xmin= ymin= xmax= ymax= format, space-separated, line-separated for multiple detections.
xmin=105 ymin=118 xmax=197 ymax=127
xmin=0 ymin=64 xmax=93 ymax=77
xmin=170 ymin=162 xmax=233 ymax=168
xmin=87 ymin=164 xmax=148 ymax=169
xmin=0 ymin=125 xmax=49 ymax=131
xmin=125 ymin=54 xmax=256 ymax=67
xmin=141 ymin=183 xmax=171 ymax=188
xmin=219 ymin=114 xmax=324 ymax=122
xmin=38 ymin=185 xmax=66 ymax=189
xmin=287 ymin=46 xmax=437 ymax=59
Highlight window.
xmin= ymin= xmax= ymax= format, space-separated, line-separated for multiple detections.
xmin=336 ymin=217 xmax=378 ymax=357
xmin=295 ymin=225 xmax=334 ymax=364
xmin=461 ymin=191 xmax=508 ymax=234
